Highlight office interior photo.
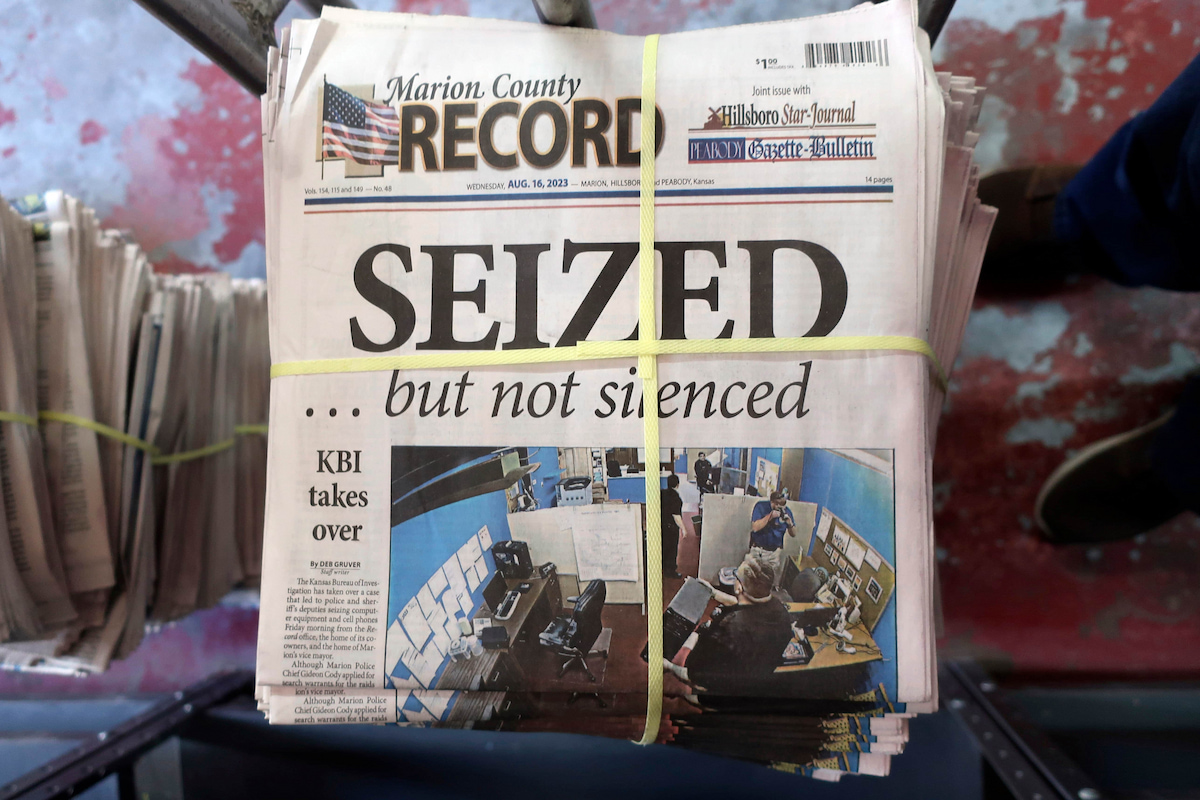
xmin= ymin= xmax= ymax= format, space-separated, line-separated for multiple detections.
xmin=384 ymin=445 xmax=898 ymax=723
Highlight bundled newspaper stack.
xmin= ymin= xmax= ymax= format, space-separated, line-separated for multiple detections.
xmin=0 ymin=192 xmax=269 ymax=675
xmin=257 ymin=0 xmax=994 ymax=778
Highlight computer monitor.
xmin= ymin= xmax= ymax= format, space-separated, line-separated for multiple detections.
xmin=482 ymin=571 xmax=508 ymax=612
xmin=491 ymin=540 xmax=533 ymax=579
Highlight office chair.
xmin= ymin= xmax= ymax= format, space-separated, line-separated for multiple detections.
xmin=787 ymin=566 xmax=829 ymax=603
xmin=539 ymin=579 xmax=608 ymax=681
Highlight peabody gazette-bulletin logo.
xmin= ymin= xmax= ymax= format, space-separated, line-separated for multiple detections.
xmin=688 ymin=101 xmax=876 ymax=164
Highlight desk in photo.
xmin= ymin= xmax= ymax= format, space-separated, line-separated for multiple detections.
xmin=775 ymin=602 xmax=881 ymax=673
xmin=437 ymin=575 xmax=560 ymax=691
xmin=444 ymin=690 xmax=507 ymax=725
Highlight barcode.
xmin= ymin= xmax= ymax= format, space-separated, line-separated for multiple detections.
xmin=804 ymin=39 xmax=889 ymax=68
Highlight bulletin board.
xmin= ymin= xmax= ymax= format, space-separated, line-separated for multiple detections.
xmin=754 ymin=456 xmax=780 ymax=496
xmin=810 ymin=508 xmax=895 ymax=632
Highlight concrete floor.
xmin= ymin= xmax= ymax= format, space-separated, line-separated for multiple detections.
xmin=1 ymin=0 xmax=1198 ymax=694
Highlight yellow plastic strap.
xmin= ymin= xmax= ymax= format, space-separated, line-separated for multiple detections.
xmin=235 ymin=424 xmax=270 ymax=436
xmin=271 ymin=335 xmax=947 ymax=393
xmin=636 ymin=32 xmax=663 ymax=747
xmin=36 ymin=410 xmax=254 ymax=464
xmin=151 ymin=437 xmax=236 ymax=465
xmin=38 ymin=411 xmax=159 ymax=454
xmin=0 ymin=411 xmax=39 ymax=428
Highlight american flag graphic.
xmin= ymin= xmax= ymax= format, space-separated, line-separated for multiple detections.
xmin=322 ymin=82 xmax=400 ymax=166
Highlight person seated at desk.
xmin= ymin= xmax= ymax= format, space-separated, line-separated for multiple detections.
xmin=748 ymin=491 xmax=796 ymax=584
xmin=662 ymin=556 xmax=793 ymax=694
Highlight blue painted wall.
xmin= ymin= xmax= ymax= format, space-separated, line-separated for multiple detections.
xmin=607 ymin=474 xmax=668 ymax=503
xmin=798 ymin=449 xmax=897 ymax=703
xmin=386 ymin=489 xmax=512 ymax=688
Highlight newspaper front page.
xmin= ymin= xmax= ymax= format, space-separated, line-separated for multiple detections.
xmin=259 ymin=0 xmax=949 ymax=735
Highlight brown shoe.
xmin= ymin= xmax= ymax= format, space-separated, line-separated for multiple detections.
xmin=1035 ymin=413 xmax=1185 ymax=544
xmin=978 ymin=164 xmax=1083 ymax=286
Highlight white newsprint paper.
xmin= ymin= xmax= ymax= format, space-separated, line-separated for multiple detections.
xmin=257 ymin=0 xmax=994 ymax=747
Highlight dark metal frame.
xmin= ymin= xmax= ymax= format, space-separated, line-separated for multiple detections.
xmin=941 ymin=662 xmax=1107 ymax=800
xmin=0 ymin=671 xmax=252 ymax=800
xmin=133 ymin=0 xmax=959 ymax=97
xmin=8 ymin=663 xmax=1196 ymax=798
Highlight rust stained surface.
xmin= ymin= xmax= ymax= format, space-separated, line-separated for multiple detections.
xmin=933 ymin=0 xmax=1200 ymax=676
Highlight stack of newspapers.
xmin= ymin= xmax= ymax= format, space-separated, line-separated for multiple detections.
xmin=0 ymin=193 xmax=269 ymax=675
xmin=257 ymin=0 xmax=995 ymax=779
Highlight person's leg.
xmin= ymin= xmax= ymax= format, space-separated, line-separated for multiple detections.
xmin=1031 ymin=56 xmax=1200 ymax=542
xmin=1054 ymin=53 xmax=1200 ymax=290
xmin=662 ymin=524 xmax=680 ymax=576
xmin=1151 ymin=375 xmax=1200 ymax=514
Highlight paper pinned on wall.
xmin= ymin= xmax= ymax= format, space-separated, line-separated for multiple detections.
xmin=815 ymin=509 xmax=833 ymax=542
xmin=429 ymin=626 xmax=452 ymax=657
xmin=831 ymin=527 xmax=851 ymax=554
xmin=472 ymin=555 xmax=488 ymax=584
xmin=456 ymin=534 xmax=482 ymax=576
xmin=478 ymin=525 xmax=492 ymax=550
xmin=416 ymin=584 xmax=437 ymax=618
xmin=401 ymin=703 xmax=437 ymax=723
xmin=416 ymin=690 xmax=452 ymax=720
xmin=427 ymin=602 xmax=448 ymax=633
xmin=399 ymin=598 xmax=432 ymax=650
xmin=464 ymin=565 xmax=481 ymax=591
xmin=418 ymin=650 xmax=441 ymax=686
xmin=443 ymin=557 xmax=467 ymax=594
xmin=426 ymin=567 xmax=448 ymax=598
xmin=455 ymin=589 xmax=473 ymax=617
xmin=399 ymin=641 xmax=436 ymax=687
xmin=864 ymin=548 xmax=883 ymax=570
xmin=572 ymin=505 xmax=639 ymax=582
xmin=440 ymin=595 xmax=460 ymax=627
xmin=844 ymin=537 xmax=867 ymax=570
xmin=384 ymin=620 xmax=412 ymax=677
xmin=442 ymin=615 xmax=461 ymax=644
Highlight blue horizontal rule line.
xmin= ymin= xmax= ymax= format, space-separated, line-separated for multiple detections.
xmin=303 ymin=184 xmax=894 ymax=206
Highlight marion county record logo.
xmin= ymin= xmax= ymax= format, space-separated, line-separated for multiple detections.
xmin=317 ymin=82 xmax=399 ymax=178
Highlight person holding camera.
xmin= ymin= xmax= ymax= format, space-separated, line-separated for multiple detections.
xmin=748 ymin=491 xmax=796 ymax=584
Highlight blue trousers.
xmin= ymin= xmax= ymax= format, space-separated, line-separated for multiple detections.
xmin=1055 ymin=54 xmax=1200 ymax=511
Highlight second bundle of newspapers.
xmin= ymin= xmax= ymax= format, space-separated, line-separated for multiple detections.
xmin=258 ymin=0 xmax=995 ymax=778
xmin=0 ymin=192 xmax=269 ymax=674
